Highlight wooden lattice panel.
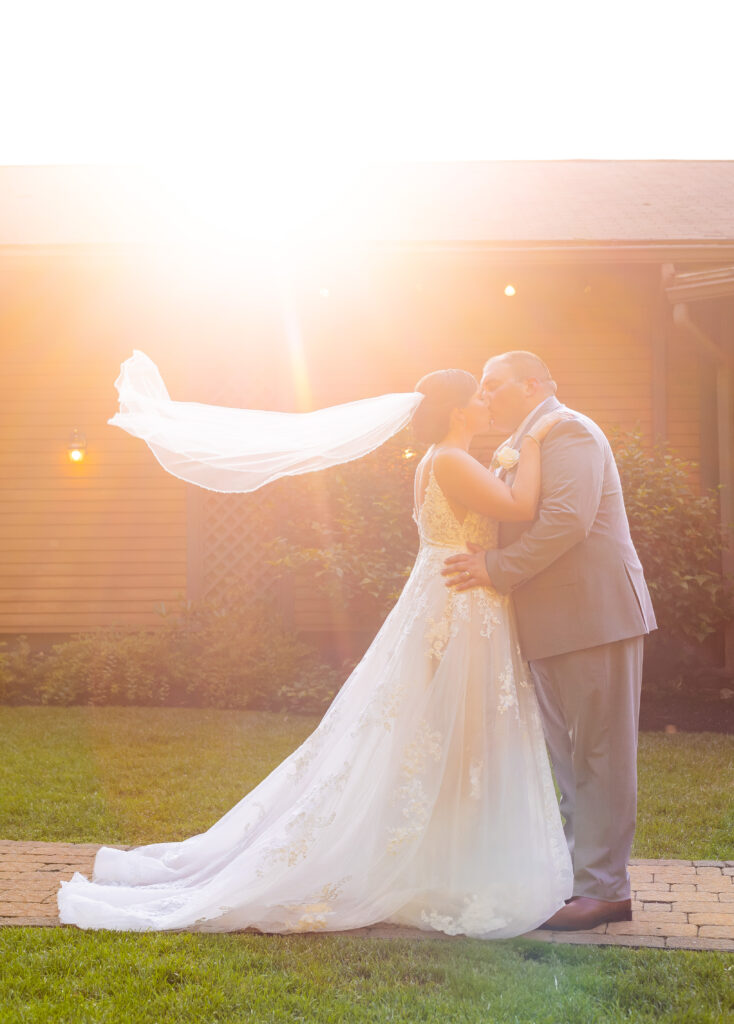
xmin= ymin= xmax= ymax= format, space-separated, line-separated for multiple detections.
xmin=185 ymin=369 xmax=289 ymax=611
xmin=199 ymin=490 xmax=280 ymax=603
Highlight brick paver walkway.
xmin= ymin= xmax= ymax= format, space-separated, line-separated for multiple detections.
xmin=1 ymin=841 xmax=732 ymax=951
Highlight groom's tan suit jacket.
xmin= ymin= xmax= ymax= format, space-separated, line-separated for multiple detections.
xmin=485 ymin=398 xmax=656 ymax=662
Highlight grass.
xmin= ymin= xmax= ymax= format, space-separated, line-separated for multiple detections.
xmin=0 ymin=707 xmax=732 ymax=857
xmin=635 ymin=732 xmax=734 ymax=860
xmin=1 ymin=929 xmax=732 ymax=1023
xmin=0 ymin=708 xmax=732 ymax=1023
xmin=0 ymin=707 xmax=316 ymax=845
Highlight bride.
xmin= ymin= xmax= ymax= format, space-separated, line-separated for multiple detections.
xmin=58 ymin=367 xmax=573 ymax=938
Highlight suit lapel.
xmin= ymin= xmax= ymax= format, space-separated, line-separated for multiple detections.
xmin=496 ymin=397 xmax=564 ymax=483
xmin=513 ymin=397 xmax=563 ymax=446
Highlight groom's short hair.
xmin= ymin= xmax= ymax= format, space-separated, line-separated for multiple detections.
xmin=485 ymin=351 xmax=557 ymax=394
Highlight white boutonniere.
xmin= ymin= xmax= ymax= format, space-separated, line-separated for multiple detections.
xmin=493 ymin=446 xmax=521 ymax=471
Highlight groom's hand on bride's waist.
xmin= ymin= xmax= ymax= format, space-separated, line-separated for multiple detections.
xmin=442 ymin=543 xmax=492 ymax=591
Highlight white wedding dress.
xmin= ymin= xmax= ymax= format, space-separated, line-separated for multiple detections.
xmin=58 ymin=465 xmax=572 ymax=937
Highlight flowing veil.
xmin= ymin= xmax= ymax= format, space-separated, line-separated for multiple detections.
xmin=109 ymin=351 xmax=424 ymax=492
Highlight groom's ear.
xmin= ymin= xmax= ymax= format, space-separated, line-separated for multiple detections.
xmin=525 ymin=376 xmax=557 ymax=398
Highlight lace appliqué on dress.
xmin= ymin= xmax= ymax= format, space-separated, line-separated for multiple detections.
xmin=469 ymin=758 xmax=483 ymax=800
xmin=425 ymin=590 xmax=470 ymax=660
xmin=477 ymin=590 xmax=504 ymax=638
xmin=401 ymin=721 xmax=442 ymax=777
xmin=387 ymin=721 xmax=443 ymax=854
xmin=257 ymin=763 xmax=350 ymax=875
xmin=420 ymin=892 xmax=510 ymax=937
xmin=416 ymin=465 xmax=502 ymax=662
xmin=354 ymin=676 xmax=408 ymax=735
xmin=280 ymin=876 xmax=352 ymax=932
xmin=416 ymin=470 xmax=466 ymax=550
xmin=497 ymin=664 xmax=520 ymax=718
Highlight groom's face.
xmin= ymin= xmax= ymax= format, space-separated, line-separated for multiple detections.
xmin=480 ymin=358 xmax=533 ymax=433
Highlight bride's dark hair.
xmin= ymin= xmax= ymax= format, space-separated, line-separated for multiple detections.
xmin=412 ymin=369 xmax=478 ymax=445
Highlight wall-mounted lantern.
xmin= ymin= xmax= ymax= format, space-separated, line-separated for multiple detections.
xmin=67 ymin=428 xmax=87 ymax=463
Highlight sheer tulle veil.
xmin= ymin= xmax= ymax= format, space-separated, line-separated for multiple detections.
xmin=108 ymin=351 xmax=425 ymax=492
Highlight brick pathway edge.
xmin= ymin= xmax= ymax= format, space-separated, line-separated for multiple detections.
xmin=1 ymin=843 xmax=732 ymax=952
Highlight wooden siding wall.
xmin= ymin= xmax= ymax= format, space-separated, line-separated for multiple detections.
xmin=0 ymin=249 xmax=188 ymax=633
xmin=0 ymin=250 xmax=706 ymax=637
xmin=666 ymin=336 xmax=703 ymax=468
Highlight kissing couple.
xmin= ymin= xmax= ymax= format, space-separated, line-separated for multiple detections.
xmin=59 ymin=348 xmax=656 ymax=937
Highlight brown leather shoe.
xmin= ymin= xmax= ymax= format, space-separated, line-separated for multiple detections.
xmin=539 ymin=897 xmax=632 ymax=931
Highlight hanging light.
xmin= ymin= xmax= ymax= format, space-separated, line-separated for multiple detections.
xmin=504 ymin=284 xmax=516 ymax=297
xmin=67 ymin=428 xmax=87 ymax=463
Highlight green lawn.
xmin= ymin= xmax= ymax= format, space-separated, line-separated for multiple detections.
xmin=1 ymin=929 xmax=732 ymax=1024
xmin=0 ymin=707 xmax=732 ymax=857
xmin=0 ymin=707 xmax=316 ymax=846
xmin=0 ymin=708 xmax=732 ymax=1023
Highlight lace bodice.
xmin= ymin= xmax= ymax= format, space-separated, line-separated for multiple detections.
xmin=415 ymin=466 xmax=498 ymax=551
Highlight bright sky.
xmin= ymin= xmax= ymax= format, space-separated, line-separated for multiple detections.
xmin=1 ymin=0 xmax=732 ymax=167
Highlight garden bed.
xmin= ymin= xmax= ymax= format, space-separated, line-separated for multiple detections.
xmin=640 ymin=692 xmax=734 ymax=733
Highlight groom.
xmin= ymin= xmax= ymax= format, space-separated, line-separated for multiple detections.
xmin=444 ymin=351 xmax=656 ymax=930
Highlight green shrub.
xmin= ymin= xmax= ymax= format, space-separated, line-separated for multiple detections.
xmin=36 ymin=630 xmax=172 ymax=707
xmin=265 ymin=431 xmax=421 ymax=628
xmin=612 ymin=431 xmax=731 ymax=644
xmin=6 ymin=588 xmax=341 ymax=713
xmin=0 ymin=637 xmax=39 ymax=704
xmin=611 ymin=431 xmax=732 ymax=697
xmin=155 ymin=586 xmax=341 ymax=712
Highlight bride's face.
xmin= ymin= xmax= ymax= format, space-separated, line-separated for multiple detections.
xmin=460 ymin=389 xmax=492 ymax=435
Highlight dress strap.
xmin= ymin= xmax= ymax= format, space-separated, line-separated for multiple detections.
xmin=413 ymin=447 xmax=436 ymax=521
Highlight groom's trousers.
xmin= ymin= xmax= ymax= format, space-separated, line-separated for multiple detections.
xmin=529 ymin=635 xmax=644 ymax=902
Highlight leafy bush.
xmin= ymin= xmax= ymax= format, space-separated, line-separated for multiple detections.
xmin=611 ymin=431 xmax=731 ymax=644
xmin=265 ymin=431 xmax=421 ymax=628
xmin=611 ymin=431 xmax=732 ymax=697
xmin=5 ymin=588 xmax=341 ymax=713
xmin=0 ymin=637 xmax=39 ymax=704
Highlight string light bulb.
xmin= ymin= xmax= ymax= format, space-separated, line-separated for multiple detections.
xmin=67 ymin=428 xmax=87 ymax=463
xmin=504 ymin=284 xmax=516 ymax=297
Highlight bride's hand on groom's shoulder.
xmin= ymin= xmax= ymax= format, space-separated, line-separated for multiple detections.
xmin=442 ymin=543 xmax=491 ymax=591
xmin=527 ymin=411 xmax=575 ymax=444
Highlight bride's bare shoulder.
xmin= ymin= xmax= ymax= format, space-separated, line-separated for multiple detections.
xmin=431 ymin=448 xmax=482 ymax=481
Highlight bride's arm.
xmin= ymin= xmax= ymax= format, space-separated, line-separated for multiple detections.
xmin=433 ymin=437 xmax=542 ymax=522
xmin=433 ymin=412 xmax=569 ymax=522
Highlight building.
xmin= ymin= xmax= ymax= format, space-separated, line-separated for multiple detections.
xmin=1 ymin=161 xmax=732 ymax=659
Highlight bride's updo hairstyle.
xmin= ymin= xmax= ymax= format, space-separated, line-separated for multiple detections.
xmin=412 ymin=369 xmax=478 ymax=445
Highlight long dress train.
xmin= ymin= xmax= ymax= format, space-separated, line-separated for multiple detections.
xmin=58 ymin=467 xmax=572 ymax=936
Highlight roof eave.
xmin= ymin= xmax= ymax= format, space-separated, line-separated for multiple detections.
xmin=2 ymin=239 xmax=734 ymax=266
xmin=372 ymin=239 xmax=734 ymax=264
xmin=665 ymin=265 xmax=734 ymax=302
